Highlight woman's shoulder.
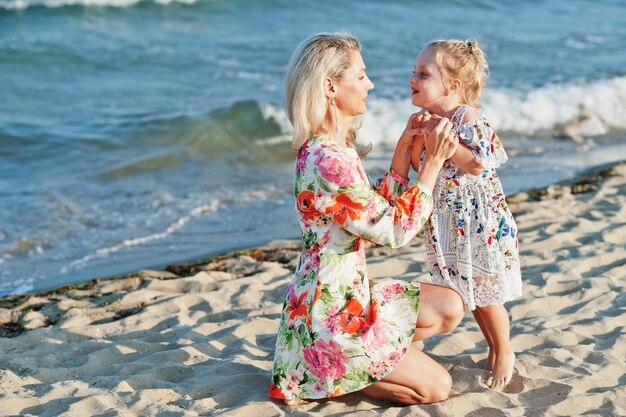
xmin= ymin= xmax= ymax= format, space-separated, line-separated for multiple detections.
xmin=306 ymin=134 xmax=354 ymax=159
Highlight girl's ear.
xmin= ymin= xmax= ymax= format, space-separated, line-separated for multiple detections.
xmin=449 ymin=79 xmax=462 ymax=95
xmin=324 ymin=77 xmax=337 ymax=99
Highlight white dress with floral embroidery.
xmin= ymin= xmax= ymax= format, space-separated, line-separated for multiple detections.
xmin=419 ymin=105 xmax=522 ymax=310
xmin=270 ymin=134 xmax=434 ymax=401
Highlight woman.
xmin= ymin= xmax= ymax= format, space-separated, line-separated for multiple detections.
xmin=270 ymin=32 xmax=464 ymax=406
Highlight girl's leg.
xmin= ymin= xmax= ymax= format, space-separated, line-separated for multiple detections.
xmin=362 ymin=345 xmax=452 ymax=405
xmin=412 ymin=283 xmax=465 ymax=342
xmin=472 ymin=308 xmax=496 ymax=371
xmin=473 ymin=304 xmax=515 ymax=388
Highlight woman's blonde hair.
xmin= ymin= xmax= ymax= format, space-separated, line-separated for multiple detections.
xmin=426 ymin=39 xmax=489 ymax=108
xmin=285 ymin=32 xmax=370 ymax=156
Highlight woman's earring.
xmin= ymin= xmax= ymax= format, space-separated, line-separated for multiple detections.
xmin=332 ymin=98 xmax=342 ymax=133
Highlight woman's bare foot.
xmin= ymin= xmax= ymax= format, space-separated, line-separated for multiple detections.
xmin=283 ymin=398 xmax=309 ymax=406
xmin=487 ymin=350 xmax=515 ymax=388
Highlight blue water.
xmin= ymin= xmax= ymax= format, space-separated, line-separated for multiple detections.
xmin=1 ymin=0 xmax=625 ymax=295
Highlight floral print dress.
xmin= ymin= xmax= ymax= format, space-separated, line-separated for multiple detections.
xmin=419 ymin=105 xmax=522 ymax=310
xmin=270 ymin=134 xmax=434 ymax=401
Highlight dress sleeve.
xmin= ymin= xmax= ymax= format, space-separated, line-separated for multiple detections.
xmin=458 ymin=118 xmax=509 ymax=170
xmin=309 ymin=142 xmax=433 ymax=248
xmin=375 ymin=169 xmax=409 ymax=202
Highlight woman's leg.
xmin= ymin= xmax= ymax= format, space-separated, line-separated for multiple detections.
xmin=473 ymin=304 xmax=515 ymax=388
xmin=362 ymin=345 xmax=452 ymax=405
xmin=412 ymin=283 xmax=465 ymax=342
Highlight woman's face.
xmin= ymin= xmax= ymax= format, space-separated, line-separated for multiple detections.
xmin=334 ymin=51 xmax=374 ymax=117
xmin=409 ymin=47 xmax=447 ymax=110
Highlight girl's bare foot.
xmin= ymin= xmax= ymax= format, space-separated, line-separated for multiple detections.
xmin=487 ymin=350 xmax=515 ymax=388
xmin=283 ymin=398 xmax=309 ymax=406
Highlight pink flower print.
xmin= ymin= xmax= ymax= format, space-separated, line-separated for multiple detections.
xmin=351 ymin=276 xmax=363 ymax=294
xmin=366 ymin=360 xmax=389 ymax=380
xmin=401 ymin=215 xmax=419 ymax=231
xmin=324 ymin=305 xmax=342 ymax=335
xmin=360 ymin=319 xmax=389 ymax=351
xmin=387 ymin=351 xmax=403 ymax=367
xmin=382 ymin=283 xmax=405 ymax=302
xmin=309 ymin=245 xmax=321 ymax=268
xmin=296 ymin=147 xmax=310 ymax=176
xmin=299 ymin=258 xmax=315 ymax=275
xmin=316 ymin=154 xmax=355 ymax=188
xmin=313 ymin=382 xmax=325 ymax=393
xmin=302 ymin=339 xmax=349 ymax=380
xmin=283 ymin=371 xmax=302 ymax=397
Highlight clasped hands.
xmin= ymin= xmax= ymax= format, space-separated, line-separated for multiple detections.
xmin=402 ymin=111 xmax=459 ymax=164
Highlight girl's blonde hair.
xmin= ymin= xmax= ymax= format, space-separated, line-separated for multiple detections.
xmin=285 ymin=32 xmax=370 ymax=156
xmin=426 ymin=39 xmax=489 ymax=108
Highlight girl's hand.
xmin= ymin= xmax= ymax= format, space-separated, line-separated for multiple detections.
xmin=424 ymin=117 xmax=459 ymax=164
xmin=400 ymin=111 xmax=431 ymax=144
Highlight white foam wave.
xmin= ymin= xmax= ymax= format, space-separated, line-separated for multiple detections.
xmin=0 ymin=277 xmax=35 ymax=296
xmin=64 ymin=200 xmax=219 ymax=272
xmin=61 ymin=184 xmax=289 ymax=274
xmin=358 ymin=75 xmax=626 ymax=146
xmin=0 ymin=0 xmax=196 ymax=11
xmin=260 ymin=102 xmax=292 ymax=134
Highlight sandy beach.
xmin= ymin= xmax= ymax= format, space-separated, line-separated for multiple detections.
xmin=1 ymin=162 xmax=625 ymax=417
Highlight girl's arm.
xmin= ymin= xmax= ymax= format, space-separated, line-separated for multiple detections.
xmin=455 ymin=108 xmax=508 ymax=174
xmin=450 ymin=143 xmax=484 ymax=176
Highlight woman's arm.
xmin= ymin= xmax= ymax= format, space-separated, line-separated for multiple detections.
xmin=390 ymin=112 xmax=432 ymax=180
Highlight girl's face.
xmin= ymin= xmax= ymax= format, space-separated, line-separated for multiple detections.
xmin=409 ymin=47 xmax=447 ymax=111
xmin=334 ymin=51 xmax=375 ymax=117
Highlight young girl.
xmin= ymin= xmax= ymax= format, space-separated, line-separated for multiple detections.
xmin=409 ymin=39 xmax=522 ymax=388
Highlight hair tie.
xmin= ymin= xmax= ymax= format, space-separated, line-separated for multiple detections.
xmin=465 ymin=39 xmax=475 ymax=55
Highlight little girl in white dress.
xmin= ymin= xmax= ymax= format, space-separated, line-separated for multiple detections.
xmin=410 ymin=39 xmax=522 ymax=388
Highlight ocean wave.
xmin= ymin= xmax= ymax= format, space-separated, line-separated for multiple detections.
xmin=63 ymin=200 xmax=219 ymax=273
xmin=61 ymin=182 xmax=288 ymax=274
xmin=358 ymin=75 xmax=626 ymax=146
xmin=0 ymin=0 xmax=196 ymax=11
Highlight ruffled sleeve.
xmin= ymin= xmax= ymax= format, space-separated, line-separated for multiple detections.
xmin=457 ymin=118 xmax=508 ymax=170
xmin=306 ymin=139 xmax=433 ymax=248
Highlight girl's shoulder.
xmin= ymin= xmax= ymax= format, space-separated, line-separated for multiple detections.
xmin=452 ymin=105 xmax=483 ymax=128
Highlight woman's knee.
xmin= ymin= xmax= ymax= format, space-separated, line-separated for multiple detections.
xmin=441 ymin=289 xmax=464 ymax=332
xmin=420 ymin=370 xmax=452 ymax=403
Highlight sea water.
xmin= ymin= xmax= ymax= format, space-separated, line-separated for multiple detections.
xmin=1 ymin=0 xmax=625 ymax=295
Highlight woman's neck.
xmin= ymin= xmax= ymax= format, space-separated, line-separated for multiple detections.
xmin=315 ymin=110 xmax=352 ymax=147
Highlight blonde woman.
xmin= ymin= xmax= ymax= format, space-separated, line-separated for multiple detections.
xmin=270 ymin=32 xmax=464 ymax=406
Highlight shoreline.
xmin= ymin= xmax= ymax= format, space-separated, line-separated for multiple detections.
xmin=0 ymin=161 xmax=624 ymax=416
xmin=1 ymin=159 xmax=622 ymax=305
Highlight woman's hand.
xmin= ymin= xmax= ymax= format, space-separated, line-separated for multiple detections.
xmin=424 ymin=117 xmax=458 ymax=164
xmin=400 ymin=111 xmax=431 ymax=144
xmin=391 ymin=111 xmax=432 ymax=180
xmin=417 ymin=117 xmax=459 ymax=192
